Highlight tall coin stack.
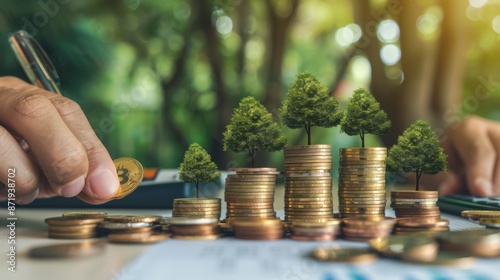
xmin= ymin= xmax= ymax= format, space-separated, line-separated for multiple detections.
xmin=224 ymin=168 xmax=279 ymax=220
xmin=391 ymin=191 xmax=441 ymax=220
xmin=172 ymin=198 xmax=221 ymax=220
xmin=283 ymin=145 xmax=334 ymax=222
xmin=338 ymin=147 xmax=387 ymax=218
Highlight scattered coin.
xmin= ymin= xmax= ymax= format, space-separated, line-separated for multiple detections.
xmin=436 ymin=229 xmax=500 ymax=258
xmin=369 ymin=235 xmax=438 ymax=262
xmin=312 ymin=247 xmax=377 ymax=264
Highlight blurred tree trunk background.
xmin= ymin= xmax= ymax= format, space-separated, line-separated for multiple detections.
xmin=1 ymin=0 xmax=499 ymax=170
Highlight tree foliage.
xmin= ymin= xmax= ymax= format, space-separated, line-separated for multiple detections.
xmin=280 ymin=71 xmax=342 ymax=145
xmin=223 ymin=96 xmax=287 ymax=167
xmin=340 ymin=88 xmax=392 ymax=147
xmin=386 ymin=120 xmax=447 ymax=191
xmin=179 ymin=143 xmax=221 ymax=198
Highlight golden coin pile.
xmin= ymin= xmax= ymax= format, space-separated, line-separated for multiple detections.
xmin=231 ymin=218 xmax=284 ymax=240
xmin=45 ymin=211 xmax=107 ymax=239
xmin=99 ymin=215 xmax=168 ymax=243
xmin=224 ymin=168 xmax=279 ymax=220
xmin=168 ymin=217 xmax=221 ymax=240
xmin=436 ymin=229 xmax=500 ymax=258
xmin=480 ymin=218 xmax=500 ymax=229
xmin=393 ymin=218 xmax=449 ymax=235
xmin=338 ymin=147 xmax=387 ymax=218
xmin=172 ymin=198 xmax=221 ymax=220
xmin=341 ymin=217 xmax=396 ymax=241
xmin=391 ymin=191 xmax=440 ymax=220
xmin=283 ymin=145 xmax=333 ymax=222
xmin=289 ymin=219 xmax=341 ymax=241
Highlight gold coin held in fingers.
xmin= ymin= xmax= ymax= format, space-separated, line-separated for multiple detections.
xmin=113 ymin=157 xmax=144 ymax=199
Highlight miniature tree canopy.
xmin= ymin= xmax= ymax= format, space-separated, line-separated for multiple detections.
xmin=340 ymin=88 xmax=392 ymax=147
xmin=386 ymin=120 xmax=447 ymax=191
xmin=179 ymin=143 xmax=221 ymax=198
xmin=280 ymin=71 xmax=342 ymax=145
xmin=223 ymin=96 xmax=287 ymax=167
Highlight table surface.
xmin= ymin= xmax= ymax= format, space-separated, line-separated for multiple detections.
xmin=0 ymin=186 xmax=495 ymax=280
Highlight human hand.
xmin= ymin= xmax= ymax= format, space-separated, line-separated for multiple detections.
xmin=0 ymin=76 xmax=119 ymax=204
xmin=439 ymin=116 xmax=500 ymax=196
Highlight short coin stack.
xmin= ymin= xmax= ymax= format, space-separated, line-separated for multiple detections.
xmin=338 ymin=147 xmax=387 ymax=218
xmin=289 ymin=219 xmax=341 ymax=241
xmin=224 ymin=168 xmax=279 ymax=220
xmin=231 ymin=218 xmax=284 ymax=240
xmin=168 ymin=217 xmax=221 ymax=240
xmin=393 ymin=218 xmax=449 ymax=235
xmin=172 ymin=198 xmax=221 ymax=220
xmin=391 ymin=191 xmax=441 ymax=220
xmin=341 ymin=217 xmax=396 ymax=241
xmin=45 ymin=212 xmax=107 ymax=239
xmin=283 ymin=145 xmax=334 ymax=222
xmin=99 ymin=215 xmax=168 ymax=243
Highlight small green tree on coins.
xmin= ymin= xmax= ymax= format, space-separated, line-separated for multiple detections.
xmin=280 ymin=71 xmax=342 ymax=145
xmin=179 ymin=143 xmax=221 ymax=198
xmin=340 ymin=88 xmax=392 ymax=147
xmin=223 ymin=96 xmax=287 ymax=167
xmin=386 ymin=120 xmax=447 ymax=191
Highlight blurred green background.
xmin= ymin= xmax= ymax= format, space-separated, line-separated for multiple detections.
xmin=1 ymin=0 xmax=499 ymax=175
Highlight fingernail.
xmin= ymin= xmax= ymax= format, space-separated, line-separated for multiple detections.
xmin=88 ymin=168 xmax=119 ymax=199
xmin=61 ymin=176 xmax=85 ymax=197
xmin=17 ymin=189 xmax=39 ymax=205
xmin=475 ymin=177 xmax=493 ymax=196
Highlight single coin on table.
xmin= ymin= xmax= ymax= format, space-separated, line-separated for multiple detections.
xmin=312 ymin=247 xmax=377 ymax=264
xmin=78 ymin=157 xmax=144 ymax=201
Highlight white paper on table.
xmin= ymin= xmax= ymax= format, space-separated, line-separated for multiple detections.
xmin=116 ymin=212 xmax=499 ymax=280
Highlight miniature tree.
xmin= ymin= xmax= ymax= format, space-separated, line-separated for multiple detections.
xmin=340 ymin=88 xmax=392 ymax=147
xmin=280 ymin=71 xmax=342 ymax=145
xmin=223 ymin=96 xmax=287 ymax=167
xmin=386 ymin=120 xmax=447 ymax=191
xmin=179 ymin=143 xmax=221 ymax=198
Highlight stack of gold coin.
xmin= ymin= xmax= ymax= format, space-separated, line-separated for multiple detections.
xmin=393 ymin=218 xmax=449 ymax=235
xmin=231 ymin=218 xmax=284 ymax=240
xmin=283 ymin=145 xmax=333 ymax=222
xmin=168 ymin=217 xmax=221 ymax=240
xmin=45 ymin=211 xmax=108 ymax=239
xmin=391 ymin=191 xmax=440 ymax=220
xmin=461 ymin=210 xmax=500 ymax=222
xmin=289 ymin=219 xmax=341 ymax=241
xmin=338 ymin=147 xmax=387 ymax=218
xmin=224 ymin=168 xmax=279 ymax=220
xmin=342 ymin=217 xmax=396 ymax=241
xmin=172 ymin=198 xmax=221 ymax=220
xmin=99 ymin=215 xmax=167 ymax=243
xmin=436 ymin=229 xmax=500 ymax=258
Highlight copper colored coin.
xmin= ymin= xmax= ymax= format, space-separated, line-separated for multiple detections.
xmin=45 ymin=216 xmax=104 ymax=226
xmin=172 ymin=233 xmax=223 ymax=240
xmin=397 ymin=218 xmax=449 ymax=228
xmin=48 ymin=231 xmax=100 ymax=239
xmin=62 ymin=211 xmax=108 ymax=219
xmin=312 ymin=247 xmax=377 ymax=263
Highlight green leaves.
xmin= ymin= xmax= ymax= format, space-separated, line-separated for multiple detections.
xmin=280 ymin=71 xmax=341 ymax=144
xmin=179 ymin=143 xmax=221 ymax=186
xmin=340 ymin=88 xmax=391 ymax=147
xmin=223 ymin=96 xmax=287 ymax=166
xmin=386 ymin=120 xmax=447 ymax=190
